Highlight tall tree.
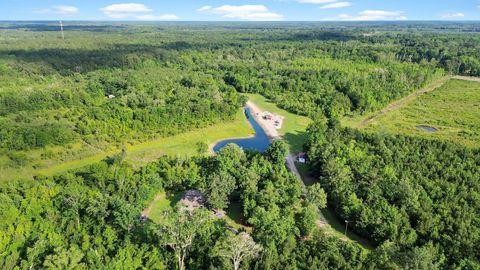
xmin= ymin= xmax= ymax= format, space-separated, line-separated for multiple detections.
xmin=159 ymin=207 xmax=209 ymax=270
xmin=205 ymin=170 xmax=236 ymax=210
xmin=213 ymin=232 xmax=262 ymax=270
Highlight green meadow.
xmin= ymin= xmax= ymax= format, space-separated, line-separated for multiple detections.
xmin=0 ymin=109 xmax=253 ymax=181
xmin=362 ymin=79 xmax=480 ymax=148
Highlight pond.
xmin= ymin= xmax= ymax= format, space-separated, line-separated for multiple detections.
xmin=416 ymin=125 xmax=438 ymax=132
xmin=213 ymin=107 xmax=270 ymax=153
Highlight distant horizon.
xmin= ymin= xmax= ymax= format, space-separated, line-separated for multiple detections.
xmin=1 ymin=20 xmax=479 ymax=23
xmin=1 ymin=1 xmax=480 ymax=21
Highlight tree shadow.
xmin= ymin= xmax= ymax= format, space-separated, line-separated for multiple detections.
xmin=0 ymin=42 xmax=200 ymax=75
xmin=283 ymin=130 xmax=309 ymax=154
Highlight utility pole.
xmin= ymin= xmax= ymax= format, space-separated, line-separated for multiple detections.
xmin=59 ymin=21 xmax=65 ymax=40
xmin=344 ymin=220 xmax=349 ymax=236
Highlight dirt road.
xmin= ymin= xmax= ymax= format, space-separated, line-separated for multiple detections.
xmin=286 ymin=153 xmax=304 ymax=187
xmin=246 ymin=101 xmax=329 ymax=227
xmin=357 ymin=76 xmax=452 ymax=128
xmin=453 ymin=75 xmax=480 ymax=82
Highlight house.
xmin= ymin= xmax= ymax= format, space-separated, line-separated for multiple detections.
xmin=181 ymin=189 xmax=206 ymax=211
xmin=297 ymin=152 xmax=307 ymax=164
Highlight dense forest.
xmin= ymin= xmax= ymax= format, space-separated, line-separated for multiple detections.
xmin=306 ymin=121 xmax=480 ymax=269
xmin=1 ymin=142 xmax=455 ymax=269
xmin=1 ymin=22 xmax=480 ymax=269
xmin=0 ymin=22 xmax=469 ymax=154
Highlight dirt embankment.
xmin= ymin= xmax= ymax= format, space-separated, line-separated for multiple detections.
xmin=245 ymin=101 xmax=280 ymax=138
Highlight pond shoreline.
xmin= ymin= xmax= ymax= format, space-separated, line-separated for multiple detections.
xmin=209 ymin=101 xmax=280 ymax=154
xmin=245 ymin=101 xmax=280 ymax=140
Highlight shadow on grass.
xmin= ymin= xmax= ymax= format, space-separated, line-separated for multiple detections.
xmin=283 ymin=130 xmax=309 ymax=154
xmin=168 ymin=192 xmax=184 ymax=209
xmin=226 ymin=200 xmax=246 ymax=225
xmin=321 ymin=207 xmax=374 ymax=250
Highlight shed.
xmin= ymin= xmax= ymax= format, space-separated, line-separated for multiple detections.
xmin=297 ymin=152 xmax=307 ymax=163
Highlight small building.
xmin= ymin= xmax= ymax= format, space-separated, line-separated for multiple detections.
xmin=297 ymin=152 xmax=307 ymax=164
xmin=107 ymin=94 xmax=116 ymax=99
xmin=181 ymin=189 xmax=206 ymax=211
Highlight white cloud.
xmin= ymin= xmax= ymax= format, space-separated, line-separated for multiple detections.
xmin=101 ymin=3 xmax=151 ymax=18
xmin=34 ymin=5 xmax=79 ymax=15
xmin=197 ymin=5 xmax=284 ymax=21
xmin=320 ymin=2 xmax=351 ymax=9
xmin=327 ymin=10 xmax=407 ymax=21
xmin=197 ymin=6 xmax=212 ymax=12
xmin=297 ymin=0 xmax=337 ymax=3
xmin=100 ymin=3 xmax=178 ymax=20
xmin=441 ymin=12 xmax=465 ymax=19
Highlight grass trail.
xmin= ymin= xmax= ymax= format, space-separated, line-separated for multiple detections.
xmin=351 ymin=78 xmax=480 ymax=148
xmin=342 ymin=76 xmax=452 ymax=129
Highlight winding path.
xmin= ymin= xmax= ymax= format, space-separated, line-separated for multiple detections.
xmin=245 ymin=101 xmax=329 ymax=227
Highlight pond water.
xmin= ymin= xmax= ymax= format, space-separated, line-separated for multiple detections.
xmin=213 ymin=107 xmax=270 ymax=153
xmin=416 ymin=125 xmax=438 ymax=132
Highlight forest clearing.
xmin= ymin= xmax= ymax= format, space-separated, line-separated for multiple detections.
xmin=245 ymin=94 xmax=312 ymax=153
xmin=34 ymin=108 xmax=253 ymax=179
xmin=0 ymin=108 xmax=253 ymax=181
xmin=357 ymin=78 xmax=480 ymax=148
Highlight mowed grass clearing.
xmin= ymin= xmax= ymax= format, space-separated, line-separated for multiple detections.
xmin=146 ymin=191 xmax=250 ymax=231
xmin=147 ymin=192 xmax=183 ymax=223
xmin=360 ymin=79 xmax=480 ymax=148
xmin=245 ymin=94 xmax=312 ymax=152
xmin=33 ymin=108 xmax=253 ymax=178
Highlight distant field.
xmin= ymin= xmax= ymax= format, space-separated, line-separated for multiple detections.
xmin=246 ymin=94 xmax=312 ymax=152
xmin=359 ymin=79 xmax=480 ymax=148
xmin=0 ymin=109 xmax=253 ymax=181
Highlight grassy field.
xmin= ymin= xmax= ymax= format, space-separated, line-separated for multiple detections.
xmin=148 ymin=192 xmax=183 ymax=223
xmin=39 ymin=109 xmax=253 ymax=176
xmin=245 ymin=94 xmax=312 ymax=152
xmin=357 ymin=79 xmax=480 ymax=148
xmin=0 ymin=109 xmax=253 ymax=181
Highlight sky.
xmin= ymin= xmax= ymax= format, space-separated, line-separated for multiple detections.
xmin=0 ymin=0 xmax=479 ymax=21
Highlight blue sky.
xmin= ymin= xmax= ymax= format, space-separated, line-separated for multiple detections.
xmin=0 ymin=0 xmax=479 ymax=21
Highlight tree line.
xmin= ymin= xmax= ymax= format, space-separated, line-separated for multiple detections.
xmin=305 ymin=120 xmax=480 ymax=269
